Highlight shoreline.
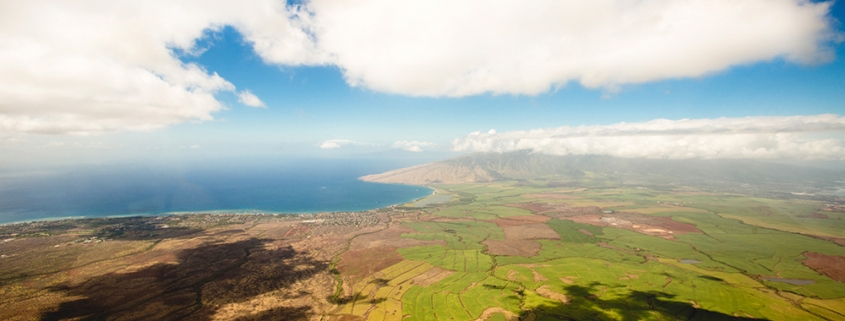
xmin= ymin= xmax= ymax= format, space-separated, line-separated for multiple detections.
xmin=0 ymin=184 xmax=436 ymax=227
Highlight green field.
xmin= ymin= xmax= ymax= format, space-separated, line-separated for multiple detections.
xmin=333 ymin=182 xmax=845 ymax=320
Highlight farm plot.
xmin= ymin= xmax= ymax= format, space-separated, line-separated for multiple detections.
xmin=398 ymin=246 xmax=493 ymax=272
xmin=403 ymin=221 xmax=504 ymax=250
xmin=402 ymin=272 xmax=521 ymax=321
xmin=337 ymin=260 xmax=437 ymax=321
xmin=502 ymin=224 xmax=560 ymax=241
xmin=671 ymin=212 xmax=845 ymax=298
xmin=599 ymin=228 xmax=722 ymax=270
xmin=435 ymin=204 xmax=533 ymax=219
xmin=801 ymin=297 xmax=845 ymax=321
xmin=494 ymin=240 xmax=643 ymax=266
xmin=545 ymin=219 xmax=602 ymax=244
xmin=483 ymin=239 xmax=541 ymax=257
xmin=495 ymin=257 xmax=825 ymax=320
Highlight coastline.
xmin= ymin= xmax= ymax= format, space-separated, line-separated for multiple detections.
xmin=0 ymin=162 xmax=436 ymax=227
xmin=0 ymin=183 xmax=436 ymax=227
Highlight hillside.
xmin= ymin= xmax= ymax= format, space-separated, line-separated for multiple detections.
xmin=361 ymin=151 xmax=845 ymax=196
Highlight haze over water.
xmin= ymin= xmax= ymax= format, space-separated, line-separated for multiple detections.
xmin=0 ymin=159 xmax=432 ymax=225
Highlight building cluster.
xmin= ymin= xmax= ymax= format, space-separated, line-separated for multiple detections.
xmin=0 ymin=210 xmax=390 ymax=239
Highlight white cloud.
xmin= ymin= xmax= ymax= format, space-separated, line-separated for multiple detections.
xmin=237 ymin=90 xmax=265 ymax=108
xmin=392 ymin=140 xmax=436 ymax=152
xmin=0 ymin=0 xmax=314 ymax=135
xmin=452 ymin=114 xmax=845 ymax=160
xmin=1 ymin=0 xmax=839 ymax=135
xmin=319 ymin=139 xmax=373 ymax=149
xmin=295 ymin=0 xmax=838 ymax=96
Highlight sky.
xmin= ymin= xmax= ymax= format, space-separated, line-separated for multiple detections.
xmin=1 ymin=0 xmax=844 ymax=170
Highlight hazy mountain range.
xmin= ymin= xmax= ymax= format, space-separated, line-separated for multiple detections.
xmin=361 ymin=151 xmax=845 ymax=198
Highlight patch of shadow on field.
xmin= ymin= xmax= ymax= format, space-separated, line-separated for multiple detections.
xmin=329 ymin=294 xmax=386 ymax=306
xmin=522 ymin=283 xmax=766 ymax=321
xmin=227 ymin=306 xmax=313 ymax=321
xmin=699 ymin=275 xmax=724 ymax=282
xmin=39 ymin=238 xmax=327 ymax=321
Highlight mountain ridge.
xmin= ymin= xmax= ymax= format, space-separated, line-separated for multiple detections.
xmin=361 ymin=151 xmax=845 ymax=196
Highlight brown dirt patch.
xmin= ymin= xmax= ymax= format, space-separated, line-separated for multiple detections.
xmin=822 ymin=205 xmax=845 ymax=212
xmin=283 ymin=226 xmax=310 ymax=237
xmin=652 ymin=217 xmax=701 ymax=234
xmin=559 ymin=277 xmax=576 ymax=285
xmin=503 ymin=224 xmax=560 ymax=241
xmin=483 ymin=240 xmax=541 ymax=257
xmin=811 ymin=235 xmax=845 ymax=247
xmin=556 ymin=212 xmax=701 ymax=239
xmin=803 ymin=252 xmax=845 ymax=282
xmin=578 ymin=229 xmax=594 ymax=237
xmin=564 ymin=214 xmax=605 ymax=226
xmin=532 ymin=270 xmax=548 ymax=282
xmin=618 ymin=273 xmax=640 ymax=281
xmin=246 ymin=222 xmax=293 ymax=239
xmin=535 ymin=285 xmax=569 ymax=303
xmin=337 ymin=246 xmax=402 ymax=282
xmin=472 ymin=307 xmax=519 ymax=321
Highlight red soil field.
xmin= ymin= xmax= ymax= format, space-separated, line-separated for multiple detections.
xmin=337 ymin=246 xmax=403 ymax=282
xmin=503 ymin=224 xmax=561 ymax=241
xmin=803 ymin=252 xmax=845 ymax=282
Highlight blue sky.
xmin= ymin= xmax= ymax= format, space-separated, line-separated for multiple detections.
xmin=1 ymin=0 xmax=844 ymax=168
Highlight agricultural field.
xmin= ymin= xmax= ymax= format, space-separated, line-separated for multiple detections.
xmin=2 ymin=181 xmax=845 ymax=320
xmin=328 ymin=181 xmax=845 ymax=320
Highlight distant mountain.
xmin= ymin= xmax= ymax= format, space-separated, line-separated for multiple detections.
xmin=361 ymin=151 xmax=845 ymax=196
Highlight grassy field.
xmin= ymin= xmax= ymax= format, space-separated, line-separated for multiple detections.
xmin=328 ymin=181 xmax=845 ymax=320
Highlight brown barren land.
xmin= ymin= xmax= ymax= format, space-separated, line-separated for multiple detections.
xmin=803 ymin=252 xmax=845 ymax=282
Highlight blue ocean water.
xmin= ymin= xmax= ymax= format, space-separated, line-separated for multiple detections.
xmin=0 ymin=159 xmax=432 ymax=224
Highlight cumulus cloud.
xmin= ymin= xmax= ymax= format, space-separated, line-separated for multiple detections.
xmin=392 ymin=140 xmax=436 ymax=152
xmin=452 ymin=114 xmax=845 ymax=160
xmin=0 ymin=0 xmax=306 ymax=135
xmin=237 ymin=90 xmax=265 ymax=108
xmin=1 ymin=0 xmax=839 ymax=135
xmin=296 ymin=0 xmax=839 ymax=96
xmin=318 ymin=139 xmax=374 ymax=149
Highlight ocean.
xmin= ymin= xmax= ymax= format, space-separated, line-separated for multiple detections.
xmin=0 ymin=159 xmax=432 ymax=225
